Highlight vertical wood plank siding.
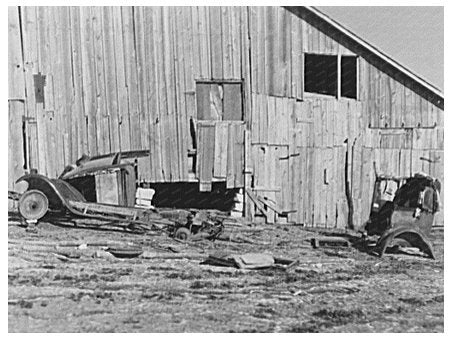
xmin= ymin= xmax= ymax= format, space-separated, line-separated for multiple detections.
xmin=9 ymin=6 xmax=443 ymax=227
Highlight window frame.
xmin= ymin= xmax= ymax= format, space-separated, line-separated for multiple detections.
xmin=195 ymin=79 xmax=244 ymax=121
xmin=303 ymin=53 xmax=359 ymax=100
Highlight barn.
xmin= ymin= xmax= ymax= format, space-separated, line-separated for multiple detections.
xmin=8 ymin=6 xmax=444 ymax=228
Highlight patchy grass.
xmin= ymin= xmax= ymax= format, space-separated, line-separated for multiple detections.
xmin=8 ymin=221 xmax=443 ymax=332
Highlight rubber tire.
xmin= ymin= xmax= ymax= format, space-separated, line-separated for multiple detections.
xmin=18 ymin=189 xmax=49 ymax=221
xmin=174 ymin=227 xmax=191 ymax=241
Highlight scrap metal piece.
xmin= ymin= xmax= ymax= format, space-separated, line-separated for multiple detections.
xmin=311 ymin=236 xmax=350 ymax=249
xmin=106 ymin=246 xmax=143 ymax=259
xmin=365 ymin=173 xmax=440 ymax=260
xmin=375 ymin=226 xmax=435 ymax=259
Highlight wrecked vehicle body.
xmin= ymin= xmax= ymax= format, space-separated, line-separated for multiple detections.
xmin=14 ymin=152 xmax=225 ymax=239
xmin=365 ymin=173 xmax=440 ymax=259
xmin=15 ymin=173 xmax=170 ymax=231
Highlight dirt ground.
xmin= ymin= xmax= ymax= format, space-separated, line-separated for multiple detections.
xmin=8 ymin=213 xmax=444 ymax=333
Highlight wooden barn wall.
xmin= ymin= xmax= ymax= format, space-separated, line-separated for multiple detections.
xmin=9 ymin=6 xmax=443 ymax=226
xmin=10 ymin=6 xmax=250 ymax=185
xmin=246 ymin=7 xmax=443 ymax=227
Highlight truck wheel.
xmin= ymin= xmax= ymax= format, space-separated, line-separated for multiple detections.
xmin=174 ymin=227 xmax=191 ymax=241
xmin=18 ymin=190 xmax=49 ymax=221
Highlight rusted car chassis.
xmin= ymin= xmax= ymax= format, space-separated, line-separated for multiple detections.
xmin=365 ymin=173 xmax=440 ymax=259
xmin=15 ymin=173 xmax=170 ymax=231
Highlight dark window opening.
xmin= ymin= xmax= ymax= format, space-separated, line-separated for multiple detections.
xmin=341 ymin=56 xmax=357 ymax=99
xmin=304 ymin=54 xmax=337 ymax=96
xmin=196 ymin=81 xmax=243 ymax=121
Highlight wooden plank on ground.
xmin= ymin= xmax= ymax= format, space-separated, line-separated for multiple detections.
xmin=245 ymin=189 xmax=269 ymax=219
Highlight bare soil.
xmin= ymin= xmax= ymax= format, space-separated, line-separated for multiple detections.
xmin=8 ymin=214 xmax=443 ymax=333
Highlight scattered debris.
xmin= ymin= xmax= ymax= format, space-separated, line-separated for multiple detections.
xmin=106 ymin=246 xmax=143 ymax=259
xmin=201 ymin=252 xmax=296 ymax=270
xmin=311 ymin=236 xmax=350 ymax=249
